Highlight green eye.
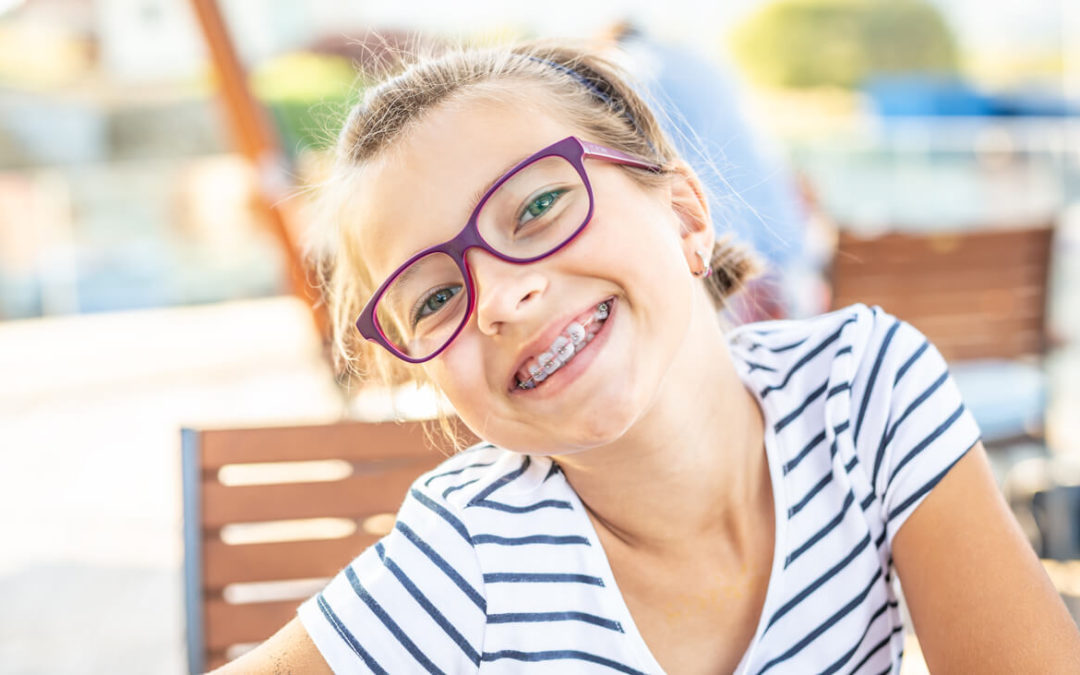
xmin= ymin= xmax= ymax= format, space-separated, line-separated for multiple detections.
xmin=518 ymin=189 xmax=566 ymax=228
xmin=414 ymin=285 xmax=462 ymax=325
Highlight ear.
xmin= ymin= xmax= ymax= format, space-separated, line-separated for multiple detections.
xmin=666 ymin=161 xmax=715 ymax=269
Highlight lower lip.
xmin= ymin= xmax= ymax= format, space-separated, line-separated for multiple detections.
xmin=510 ymin=298 xmax=616 ymax=400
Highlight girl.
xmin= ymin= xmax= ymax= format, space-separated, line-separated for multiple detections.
xmin=219 ymin=41 xmax=1080 ymax=673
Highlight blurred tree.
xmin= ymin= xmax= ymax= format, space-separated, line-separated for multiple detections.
xmin=732 ymin=0 xmax=959 ymax=89
xmin=250 ymin=52 xmax=360 ymax=156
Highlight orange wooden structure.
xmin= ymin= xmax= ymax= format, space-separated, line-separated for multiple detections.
xmin=181 ymin=421 xmax=462 ymax=672
xmin=188 ymin=0 xmax=328 ymax=341
xmin=830 ymin=224 xmax=1054 ymax=363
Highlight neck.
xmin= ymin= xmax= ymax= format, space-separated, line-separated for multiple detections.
xmin=552 ymin=292 xmax=770 ymax=560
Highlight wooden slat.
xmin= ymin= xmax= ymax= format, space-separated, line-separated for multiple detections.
xmin=202 ymin=458 xmax=443 ymax=526
xmin=204 ymin=533 xmax=379 ymax=588
xmin=832 ymin=264 xmax=1045 ymax=296
xmin=830 ymin=224 xmax=1053 ymax=362
xmin=199 ymin=420 xmax=445 ymax=468
xmin=205 ymin=598 xmax=302 ymax=651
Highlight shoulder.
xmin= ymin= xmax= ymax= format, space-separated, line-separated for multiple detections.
xmin=727 ymin=303 xmax=930 ymax=397
xmin=727 ymin=303 xmax=880 ymax=398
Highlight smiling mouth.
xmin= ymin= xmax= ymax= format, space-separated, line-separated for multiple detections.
xmin=514 ymin=299 xmax=612 ymax=391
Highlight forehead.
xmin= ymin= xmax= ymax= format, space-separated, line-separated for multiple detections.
xmin=354 ymin=89 xmax=583 ymax=280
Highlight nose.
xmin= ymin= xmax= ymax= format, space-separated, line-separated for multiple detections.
xmin=466 ymin=249 xmax=548 ymax=337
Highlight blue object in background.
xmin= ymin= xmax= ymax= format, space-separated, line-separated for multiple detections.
xmin=618 ymin=32 xmax=807 ymax=272
xmin=865 ymin=75 xmax=1078 ymax=118
xmin=865 ymin=75 xmax=994 ymax=117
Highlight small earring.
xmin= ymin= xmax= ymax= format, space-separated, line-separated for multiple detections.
xmin=693 ymin=249 xmax=713 ymax=279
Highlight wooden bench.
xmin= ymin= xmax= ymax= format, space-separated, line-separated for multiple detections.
xmin=181 ymin=420 xmax=462 ymax=672
xmin=830 ymin=224 xmax=1054 ymax=362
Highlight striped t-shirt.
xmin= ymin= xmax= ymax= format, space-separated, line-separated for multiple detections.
xmin=298 ymin=304 xmax=982 ymax=673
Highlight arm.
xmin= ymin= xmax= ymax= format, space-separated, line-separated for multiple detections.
xmin=892 ymin=441 xmax=1080 ymax=673
xmin=209 ymin=617 xmax=333 ymax=675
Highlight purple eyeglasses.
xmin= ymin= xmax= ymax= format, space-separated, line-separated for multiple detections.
xmin=355 ymin=135 xmax=662 ymax=362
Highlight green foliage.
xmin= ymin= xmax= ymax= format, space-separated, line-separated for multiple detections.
xmin=250 ymin=52 xmax=362 ymax=154
xmin=732 ymin=0 xmax=959 ymax=89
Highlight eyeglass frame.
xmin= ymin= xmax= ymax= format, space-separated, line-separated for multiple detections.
xmin=355 ymin=135 xmax=663 ymax=363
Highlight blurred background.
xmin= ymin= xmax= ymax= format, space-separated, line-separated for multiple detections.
xmin=1 ymin=0 xmax=1077 ymax=672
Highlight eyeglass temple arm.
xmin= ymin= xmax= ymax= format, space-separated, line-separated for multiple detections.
xmin=580 ymin=140 xmax=663 ymax=173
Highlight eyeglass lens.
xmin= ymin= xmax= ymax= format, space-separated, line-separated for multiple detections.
xmin=374 ymin=154 xmax=590 ymax=358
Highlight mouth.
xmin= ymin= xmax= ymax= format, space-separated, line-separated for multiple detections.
xmin=511 ymin=297 xmax=614 ymax=392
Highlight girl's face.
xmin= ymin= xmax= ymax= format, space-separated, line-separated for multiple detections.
xmin=355 ymin=89 xmax=709 ymax=454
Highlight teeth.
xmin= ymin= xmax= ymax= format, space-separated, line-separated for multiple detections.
xmin=558 ymin=342 xmax=575 ymax=361
xmin=567 ymin=322 xmax=586 ymax=345
xmin=516 ymin=300 xmax=612 ymax=390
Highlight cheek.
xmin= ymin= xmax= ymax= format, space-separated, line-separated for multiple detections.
xmin=425 ymin=335 xmax=493 ymax=411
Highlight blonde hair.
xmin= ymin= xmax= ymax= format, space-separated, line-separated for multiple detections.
xmin=310 ymin=39 xmax=762 ymax=397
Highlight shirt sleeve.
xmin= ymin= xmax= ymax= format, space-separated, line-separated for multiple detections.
xmin=850 ymin=307 xmax=983 ymax=548
xmin=297 ymin=474 xmax=486 ymax=673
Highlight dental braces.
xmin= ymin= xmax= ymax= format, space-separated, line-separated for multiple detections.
xmin=516 ymin=301 xmax=610 ymax=390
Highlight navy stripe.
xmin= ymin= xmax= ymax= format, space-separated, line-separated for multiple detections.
xmin=887 ymin=403 xmax=966 ymax=487
xmin=849 ymin=625 xmax=903 ymax=673
xmin=487 ymin=611 xmax=623 ymax=632
xmin=835 ymin=345 xmax=854 ymax=358
xmin=895 ymin=340 xmax=929 ymax=385
xmin=845 ymin=454 xmax=859 ymax=473
xmin=343 ymin=566 xmax=445 ymax=674
xmin=854 ymin=318 xmax=900 ymax=445
xmin=469 ymin=456 xmax=531 ymax=504
xmin=423 ymin=460 xmax=496 ymax=487
xmin=786 ymin=491 xmax=855 ymax=567
xmin=872 ymin=371 xmax=949 ymax=491
xmin=394 ymin=521 xmax=486 ymax=612
xmin=482 ymin=649 xmax=648 ymax=674
xmin=783 ymin=429 xmax=827 ymax=475
xmin=828 ymin=381 xmax=852 ymax=398
xmin=471 ymin=534 xmax=590 ymax=546
xmin=878 ymin=371 xmax=948 ymax=461
xmin=783 ymin=421 xmax=850 ymax=475
xmin=775 ymin=381 xmax=828 ymax=432
xmin=410 ymin=489 xmax=473 ymax=545
xmin=543 ymin=461 xmax=561 ymax=482
xmin=468 ymin=455 xmax=573 ymax=512
xmin=757 ymin=567 xmax=884 ymax=674
xmin=316 ymin=594 xmax=388 ymax=674
xmin=442 ymin=478 xmax=478 ymax=499
xmin=861 ymin=492 xmax=876 ymax=511
xmin=767 ymin=534 xmax=872 ymax=631
xmin=748 ymin=337 xmax=808 ymax=354
xmin=472 ymin=498 xmax=574 ymax=513
xmin=760 ymin=316 xmax=856 ymax=398
xmin=788 ymin=472 xmax=832 ymax=518
xmin=483 ymin=572 xmax=605 ymax=586
xmin=887 ymin=437 xmax=978 ymax=523
xmin=770 ymin=337 xmax=809 ymax=352
xmin=373 ymin=542 xmax=481 ymax=666
xmin=818 ymin=597 xmax=892 ymax=675
xmin=874 ymin=527 xmax=886 ymax=549
xmin=746 ymin=360 xmax=778 ymax=373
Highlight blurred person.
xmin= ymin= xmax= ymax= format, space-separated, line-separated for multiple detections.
xmin=216 ymin=40 xmax=1080 ymax=674
xmin=607 ymin=22 xmax=822 ymax=321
